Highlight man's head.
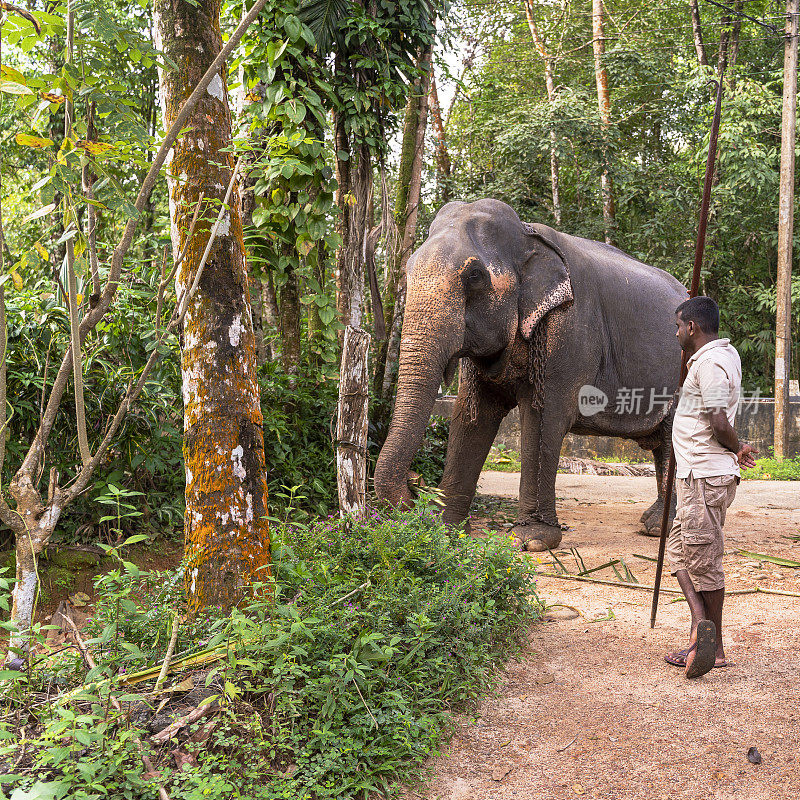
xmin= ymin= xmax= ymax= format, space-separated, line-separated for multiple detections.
xmin=675 ymin=296 xmax=719 ymax=353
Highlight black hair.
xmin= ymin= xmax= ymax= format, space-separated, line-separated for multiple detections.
xmin=675 ymin=295 xmax=719 ymax=334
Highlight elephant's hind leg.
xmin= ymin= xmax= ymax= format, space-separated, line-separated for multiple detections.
xmin=639 ymin=421 xmax=677 ymax=537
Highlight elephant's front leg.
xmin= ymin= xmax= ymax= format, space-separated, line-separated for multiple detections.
xmin=438 ymin=385 xmax=510 ymax=529
xmin=511 ymin=392 xmax=574 ymax=552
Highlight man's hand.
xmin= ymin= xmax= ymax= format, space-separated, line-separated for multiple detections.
xmin=736 ymin=443 xmax=758 ymax=469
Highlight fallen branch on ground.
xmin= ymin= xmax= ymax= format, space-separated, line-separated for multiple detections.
xmin=539 ymin=572 xmax=800 ymax=599
xmin=537 ymin=571 xmax=682 ymax=593
xmin=61 ymin=613 xmax=171 ymax=800
xmin=150 ymin=701 xmax=219 ymax=744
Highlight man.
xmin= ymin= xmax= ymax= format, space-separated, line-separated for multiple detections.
xmin=664 ymin=296 xmax=757 ymax=679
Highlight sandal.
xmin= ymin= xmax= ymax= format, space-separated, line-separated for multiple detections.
xmin=685 ymin=620 xmax=716 ymax=679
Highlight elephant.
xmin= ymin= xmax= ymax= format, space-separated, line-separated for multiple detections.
xmin=374 ymin=198 xmax=688 ymax=551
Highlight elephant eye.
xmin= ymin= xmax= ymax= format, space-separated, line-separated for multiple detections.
xmin=465 ymin=267 xmax=484 ymax=284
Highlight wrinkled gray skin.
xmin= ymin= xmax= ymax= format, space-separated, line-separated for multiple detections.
xmin=374 ymin=199 xmax=687 ymax=550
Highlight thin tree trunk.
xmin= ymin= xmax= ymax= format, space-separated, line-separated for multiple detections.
xmin=374 ymin=46 xmax=432 ymax=399
xmin=717 ymin=7 xmax=732 ymax=73
xmin=381 ymin=281 xmax=406 ymax=400
xmin=239 ymin=114 xmax=269 ymax=366
xmin=592 ymin=0 xmax=615 ymax=244
xmin=428 ymin=72 xmax=451 ymax=204
xmin=727 ymin=1 xmax=744 ymax=84
xmin=524 ymin=0 xmax=561 ymax=226
xmin=154 ymin=0 xmax=270 ymax=613
xmin=337 ymin=327 xmax=370 ymax=518
xmin=263 ymin=272 xmax=280 ymax=360
xmin=279 ymin=251 xmax=302 ymax=375
xmin=335 ymin=133 xmax=371 ymax=343
xmin=689 ymin=0 xmax=709 ymax=67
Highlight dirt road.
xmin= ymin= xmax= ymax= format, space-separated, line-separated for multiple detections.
xmin=403 ymin=473 xmax=800 ymax=800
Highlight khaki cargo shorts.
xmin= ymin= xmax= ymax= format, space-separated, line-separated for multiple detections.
xmin=667 ymin=473 xmax=738 ymax=592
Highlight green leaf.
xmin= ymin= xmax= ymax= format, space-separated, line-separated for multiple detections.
xmin=738 ymin=550 xmax=800 ymax=567
xmin=16 ymin=133 xmax=54 ymax=149
xmin=0 ymin=80 xmax=33 ymax=95
xmin=9 ymin=780 xmax=68 ymax=800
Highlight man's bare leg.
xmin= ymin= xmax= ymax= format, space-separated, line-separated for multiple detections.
xmin=700 ymin=588 xmax=726 ymax=664
xmin=675 ymin=569 xmax=706 ymax=638
xmin=669 ymin=569 xmax=720 ymax=677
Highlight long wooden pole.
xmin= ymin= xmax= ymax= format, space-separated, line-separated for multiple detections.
xmin=651 ymin=72 xmax=725 ymax=628
xmin=775 ymin=0 xmax=798 ymax=460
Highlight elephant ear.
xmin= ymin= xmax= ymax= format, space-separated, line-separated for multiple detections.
xmin=517 ymin=224 xmax=574 ymax=340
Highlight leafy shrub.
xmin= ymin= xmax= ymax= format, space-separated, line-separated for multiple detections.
xmin=1 ymin=502 xmax=539 ymax=800
xmin=1 ymin=278 xmax=185 ymax=548
xmin=741 ymin=456 xmax=800 ymax=481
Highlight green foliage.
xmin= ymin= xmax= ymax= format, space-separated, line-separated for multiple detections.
xmin=241 ymin=1 xmax=341 ymax=364
xmin=1 ymin=274 xmax=184 ymax=546
xmin=483 ymin=445 xmax=522 ymax=473
xmin=1 ymin=503 xmax=539 ymax=800
xmin=258 ymin=361 xmax=339 ymax=516
xmin=2 ymin=0 xmax=163 ymax=283
xmin=741 ymin=456 xmax=800 ymax=481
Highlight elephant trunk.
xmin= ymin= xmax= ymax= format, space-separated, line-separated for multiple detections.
xmin=374 ymin=308 xmax=461 ymax=506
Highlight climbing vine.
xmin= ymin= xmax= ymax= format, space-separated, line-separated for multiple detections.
xmin=240 ymin=0 xmax=340 ymax=368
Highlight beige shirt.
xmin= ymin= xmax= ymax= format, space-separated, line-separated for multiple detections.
xmin=672 ymin=338 xmax=741 ymax=479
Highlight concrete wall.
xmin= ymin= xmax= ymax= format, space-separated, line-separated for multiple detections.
xmin=431 ymin=397 xmax=800 ymax=461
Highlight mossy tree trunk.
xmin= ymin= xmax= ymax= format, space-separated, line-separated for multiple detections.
xmin=154 ymin=0 xmax=270 ymax=613
xmin=374 ymin=44 xmax=432 ymax=401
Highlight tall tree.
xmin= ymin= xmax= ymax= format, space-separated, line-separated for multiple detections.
xmin=689 ymin=0 xmax=709 ymax=66
xmin=375 ymin=43 xmax=433 ymax=400
xmin=154 ymin=0 xmax=271 ymax=612
xmin=592 ymin=0 xmax=615 ymax=243
xmin=428 ymin=71 xmax=452 ymax=204
xmin=524 ymin=0 xmax=565 ymax=225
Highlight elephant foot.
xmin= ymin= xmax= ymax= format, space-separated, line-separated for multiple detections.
xmin=638 ymin=498 xmax=676 ymax=537
xmin=510 ymin=516 xmax=564 ymax=552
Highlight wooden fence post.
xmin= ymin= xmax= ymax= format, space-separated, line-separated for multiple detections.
xmin=337 ymin=326 xmax=371 ymax=518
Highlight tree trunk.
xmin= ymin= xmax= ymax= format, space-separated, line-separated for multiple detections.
xmin=524 ymin=0 xmax=561 ymax=226
xmin=154 ymin=0 xmax=270 ymax=613
xmin=239 ymin=123 xmax=270 ymax=365
xmin=334 ymin=105 xmax=371 ymax=344
xmin=374 ymin=45 xmax=432 ymax=399
xmin=592 ymin=0 xmax=615 ymax=244
xmin=689 ymin=0 xmax=709 ymax=67
xmin=336 ymin=327 xmax=370 ymax=517
xmin=381 ymin=281 xmax=406 ymax=400
xmin=725 ymin=1 xmax=744 ymax=87
xmin=279 ymin=251 xmax=302 ymax=376
xmin=429 ymin=72 xmax=451 ymax=204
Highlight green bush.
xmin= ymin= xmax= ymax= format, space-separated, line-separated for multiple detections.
xmin=741 ymin=456 xmax=800 ymax=481
xmin=1 ymin=502 xmax=539 ymax=800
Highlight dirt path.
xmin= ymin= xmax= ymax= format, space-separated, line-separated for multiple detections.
xmin=403 ymin=474 xmax=800 ymax=800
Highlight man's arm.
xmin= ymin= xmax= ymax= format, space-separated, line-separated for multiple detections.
xmin=697 ymin=359 xmax=758 ymax=468
xmin=709 ymin=410 xmax=757 ymax=468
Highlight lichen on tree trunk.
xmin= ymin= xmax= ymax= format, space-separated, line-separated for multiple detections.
xmin=154 ymin=0 xmax=270 ymax=613
xmin=337 ymin=327 xmax=370 ymax=518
